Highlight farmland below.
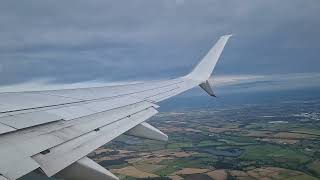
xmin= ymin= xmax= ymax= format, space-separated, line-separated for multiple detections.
xmin=90 ymin=99 xmax=320 ymax=180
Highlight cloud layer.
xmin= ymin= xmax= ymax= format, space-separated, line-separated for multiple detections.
xmin=0 ymin=0 xmax=319 ymax=85
xmin=1 ymin=73 xmax=319 ymax=95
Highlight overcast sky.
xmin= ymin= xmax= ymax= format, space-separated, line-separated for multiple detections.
xmin=0 ymin=0 xmax=319 ymax=90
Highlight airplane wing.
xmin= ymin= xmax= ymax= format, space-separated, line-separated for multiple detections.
xmin=0 ymin=35 xmax=232 ymax=180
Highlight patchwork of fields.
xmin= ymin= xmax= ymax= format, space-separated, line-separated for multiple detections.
xmin=91 ymin=99 xmax=320 ymax=180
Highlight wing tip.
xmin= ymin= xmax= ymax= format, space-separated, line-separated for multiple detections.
xmin=183 ymin=34 xmax=233 ymax=82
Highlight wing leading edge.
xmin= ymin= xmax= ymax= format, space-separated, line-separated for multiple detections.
xmin=0 ymin=35 xmax=232 ymax=180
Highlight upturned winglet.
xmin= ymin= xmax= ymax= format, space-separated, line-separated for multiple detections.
xmin=184 ymin=34 xmax=232 ymax=82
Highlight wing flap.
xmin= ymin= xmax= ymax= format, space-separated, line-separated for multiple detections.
xmin=33 ymin=107 xmax=158 ymax=176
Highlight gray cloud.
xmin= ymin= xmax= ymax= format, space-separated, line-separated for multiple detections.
xmin=1 ymin=73 xmax=319 ymax=96
xmin=173 ymin=72 xmax=320 ymax=97
xmin=0 ymin=0 xmax=319 ymax=85
xmin=212 ymin=73 xmax=320 ymax=93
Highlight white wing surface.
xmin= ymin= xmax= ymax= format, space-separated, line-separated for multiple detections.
xmin=0 ymin=35 xmax=232 ymax=180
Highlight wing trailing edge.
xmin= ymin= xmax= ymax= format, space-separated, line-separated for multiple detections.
xmin=33 ymin=106 xmax=158 ymax=177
